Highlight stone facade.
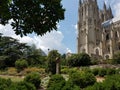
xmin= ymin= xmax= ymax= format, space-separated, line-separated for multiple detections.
xmin=77 ymin=0 xmax=120 ymax=59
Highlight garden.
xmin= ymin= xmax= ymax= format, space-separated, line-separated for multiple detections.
xmin=1 ymin=35 xmax=120 ymax=90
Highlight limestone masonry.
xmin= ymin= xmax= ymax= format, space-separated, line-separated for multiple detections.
xmin=77 ymin=0 xmax=120 ymax=59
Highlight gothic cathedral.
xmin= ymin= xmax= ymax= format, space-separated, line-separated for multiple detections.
xmin=77 ymin=0 xmax=120 ymax=59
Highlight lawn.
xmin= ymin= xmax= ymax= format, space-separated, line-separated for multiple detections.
xmin=0 ymin=75 xmax=24 ymax=82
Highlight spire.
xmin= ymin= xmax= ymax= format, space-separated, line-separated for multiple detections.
xmin=103 ymin=2 xmax=107 ymax=11
xmin=79 ymin=0 xmax=82 ymax=5
xmin=108 ymin=5 xmax=113 ymax=18
xmin=95 ymin=0 xmax=97 ymax=3
xmin=94 ymin=0 xmax=98 ymax=9
xmin=108 ymin=5 xmax=112 ymax=13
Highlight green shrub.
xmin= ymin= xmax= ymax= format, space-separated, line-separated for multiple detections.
xmin=61 ymin=67 xmax=80 ymax=75
xmin=80 ymin=67 xmax=91 ymax=73
xmin=92 ymin=68 xmax=116 ymax=76
xmin=61 ymin=67 xmax=69 ymax=74
xmin=0 ymin=77 xmax=36 ymax=90
xmin=112 ymin=51 xmax=120 ymax=64
xmin=0 ymin=78 xmax=12 ymax=90
xmin=9 ymin=81 xmax=36 ymax=90
xmin=115 ymin=69 xmax=120 ymax=74
xmin=106 ymin=68 xmax=116 ymax=75
xmin=69 ymin=72 xmax=96 ymax=88
xmin=84 ymin=82 xmax=104 ymax=90
xmin=47 ymin=74 xmax=65 ymax=90
xmin=15 ymin=59 xmax=28 ymax=72
xmin=68 ymin=68 xmax=79 ymax=75
xmin=85 ymin=74 xmax=120 ymax=90
xmin=98 ymin=68 xmax=107 ymax=77
xmin=24 ymin=72 xmax=41 ymax=89
xmin=92 ymin=68 xmax=100 ymax=76
xmin=62 ymin=80 xmax=80 ymax=90
xmin=67 ymin=54 xmax=77 ymax=67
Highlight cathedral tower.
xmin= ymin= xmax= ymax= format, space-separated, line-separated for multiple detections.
xmin=77 ymin=0 xmax=102 ymax=56
xmin=77 ymin=0 xmax=120 ymax=60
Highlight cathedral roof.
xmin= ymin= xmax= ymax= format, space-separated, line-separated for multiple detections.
xmin=112 ymin=16 xmax=120 ymax=23
xmin=102 ymin=16 xmax=120 ymax=27
xmin=102 ymin=19 xmax=112 ymax=27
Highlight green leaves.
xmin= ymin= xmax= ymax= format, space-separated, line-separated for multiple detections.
xmin=46 ymin=50 xmax=61 ymax=74
xmin=67 ymin=53 xmax=91 ymax=67
xmin=0 ymin=0 xmax=11 ymax=25
xmin=0 ymin=0 xmax=65 ymax=36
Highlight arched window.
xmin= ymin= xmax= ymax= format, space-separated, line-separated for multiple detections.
xmin=106 ymin=34 xmax=110 ymax=40
xmin=119 ymin=45 xmax=120 ymax=50
xmin=115 ymin=31 xmax=119 ymax=38
xmin=118 ymin=43 xmax=120 ymax=50
xmin=96 ymin=49 xmax=99 ymax=55
xmin=107 ymin=45 xmax=110 ymax=52
xmin=82 ymin=7 xmax=83 ymax=16
xmin=82 ymin=48 xmax=86 ymax=53
xmin=105 ymin=55 xmax=109 ymax=59
xmin=101 ymin=14 xmax=104 ymax=21
xmin=94 ymin=19 xmax=96 ymax=25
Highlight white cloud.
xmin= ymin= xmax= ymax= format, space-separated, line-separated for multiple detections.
xmin=99 ymin=0 xmax=120 ymax=18
xmin=57 ymin=24 xmax=60 ymax=29
xmin=0 ymin=25 xmax=4 ymax=30
xmin=33 ymin=31 xmax=68 ymax=54
xmin=66 ymin=48 xmax=72 ymax=53
xmin=104 ymin=0 xmax=120 ymax=17
xmin=73 ymin=24 xmax=78 ymax=35
xmin=0 ymin=23 xmax=71 ymax=54
xmin=113 ymin=2 xmax=120 ymax=17
xmin=74 ymin=24 xmax=78 ymax=30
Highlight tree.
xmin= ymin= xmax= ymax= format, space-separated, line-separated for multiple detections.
xmin=78 ymin=53 xmax=91 ymax=66
xmin=0 ymin=0 xmax=65 ymax=36
xmin=112 ymin=51 xmax=120 ymax=64
xmin=0 ymin=0 xmax=11 ymax=25
xmin=46 ymin=50 xmax=61 ymax=74
xmin=15 ymin=59 xmax=28 ymax=72
xmin=0 ymin=35 xmax=46 ymax=68
xmin=0 ymin=36 xmax=26 ymax=67
xmin=25 ymin=44 xmax=46 ymax=67
xmin=67 ymin=53 xmax=91 ymax=67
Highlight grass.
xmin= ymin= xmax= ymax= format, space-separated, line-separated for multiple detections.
xmin=0 ymin=75 xmax=24 ymax=82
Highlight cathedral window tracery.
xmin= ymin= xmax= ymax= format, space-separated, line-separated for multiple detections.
xmin=95 ymin=49 xmax=99 ymax=55
xmin=105 ymin=55 xmax=109 ymax=59
xmin=115 ymin=31 xmax=119 ymax=39
xmin=77 ymin=0 xmax=120 ymax=60
xmin=106 ymin=33 xmax=110 ymax=40
xmin=107 ymin=45 xmax=110 ymax=52
xmin=118 ymin=44 xmax=120 ymax=50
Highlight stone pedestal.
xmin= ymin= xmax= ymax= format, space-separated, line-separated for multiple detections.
xmin=56 ymin=57 xmax=60 ymax=74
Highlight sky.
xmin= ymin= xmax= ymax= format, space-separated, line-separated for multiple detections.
xmin=0 ymin=0 xmax=120 ymax=54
